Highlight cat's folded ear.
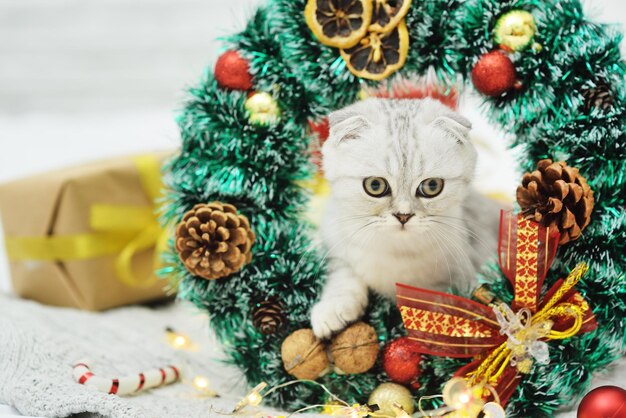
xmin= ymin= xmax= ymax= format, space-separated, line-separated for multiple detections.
xmin=327 ymin=109 xmax=370 ymax=144
xmin=431 ymin=113 xmax=472 ymax=144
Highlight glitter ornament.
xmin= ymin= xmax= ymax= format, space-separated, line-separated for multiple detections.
xmin=382 ymin=337 xmax=422 ymax=386
xmin=245 ymin=92 xmax=281 ymax=125
xmin=214 ymin=50 xmax=253 ymax=91
xmin=368 ymin=383 xmax=414 ymax=417
xmin=577 ymin=386 xmax=626 ymax=418
xmin=471 ymin=50 xmax=519 ymax=97
xmin=494 ymin=10 xmax=537 ymax=52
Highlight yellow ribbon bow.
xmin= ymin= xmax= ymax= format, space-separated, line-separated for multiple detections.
xmin=5 ymin=155 xmax=167 ymax=288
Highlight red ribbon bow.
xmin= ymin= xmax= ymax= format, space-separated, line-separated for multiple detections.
xmin=396 ymin=211 xmax=596 ymax=405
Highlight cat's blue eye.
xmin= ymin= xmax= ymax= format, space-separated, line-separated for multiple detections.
xmin=363 ymin=177 xmax=390 ymax=197
xmin=417 ymin=178 xmax=444 ymax=198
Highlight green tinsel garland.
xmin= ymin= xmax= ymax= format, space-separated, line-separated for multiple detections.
xmin=162 ymin=0 xmax=626 ymax=416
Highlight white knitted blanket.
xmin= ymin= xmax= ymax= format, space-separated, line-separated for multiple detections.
xmin=0 ymin=293 xmax=622 ymax=418
xmin=0 ymin=293 xmax=278 ymax=418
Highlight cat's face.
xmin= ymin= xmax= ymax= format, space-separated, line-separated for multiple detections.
xmin=322 ymin=98 xmax=477 ymax=236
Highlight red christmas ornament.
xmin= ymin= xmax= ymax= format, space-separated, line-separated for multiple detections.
xmin=382 ymin=337 xmax=422 ymax=387
xmin=577 ymin=386 xmax=626 ymax=418
xmin=471 ymin=50 xmax=519 ymax=97
xmin=214 ymin=50 xmax=253 ymax=91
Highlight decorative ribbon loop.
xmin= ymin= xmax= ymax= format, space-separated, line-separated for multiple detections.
xmin=498 ymin=210 xmax=560 ymax=312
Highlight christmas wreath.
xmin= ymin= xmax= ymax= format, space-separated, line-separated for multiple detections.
xmin=162 ymin=0 xmax=626 ymax=416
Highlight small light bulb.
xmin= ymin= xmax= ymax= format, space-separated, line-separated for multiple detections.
xmin=246 ymin=391 xmax=263 ymax=406
xmin=192 ymin=376 xmax=209 ymax=390
xmin=232 ymin=382 xmax=268 ymax=413
xmin=165 ymin=328 xmax=197 ymax=351
xmin=459 ymin=392 xmax=471 ymax=404
xmin=174 ymin=335 xmax=188 ymax=347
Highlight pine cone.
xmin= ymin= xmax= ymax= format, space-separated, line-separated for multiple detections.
xmin=582 ymin=78 xmax=614 ymax=113
xmin=517 ymin=159 xmax=594 ymax=245
xmin=175 ymin=202 xmax=255 ymax=280
xmin=252 ymin=299 xmax=286 ymax=335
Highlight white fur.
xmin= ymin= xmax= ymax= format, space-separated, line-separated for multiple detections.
xmin=311 ymin=98 xmax=500 ymax=339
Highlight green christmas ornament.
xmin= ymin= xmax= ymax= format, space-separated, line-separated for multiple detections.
xmin=163 ymin=0 xmax=626 ymax=415
xmin=494 ymin=10 xmax=537 ymax=52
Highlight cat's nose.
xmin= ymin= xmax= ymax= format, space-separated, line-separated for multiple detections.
xmin=393 ymin=213 xmax=414 ymax=225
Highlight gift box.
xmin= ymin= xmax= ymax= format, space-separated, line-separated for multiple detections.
xmin=0 ymin=153 xmax=172 ymax=310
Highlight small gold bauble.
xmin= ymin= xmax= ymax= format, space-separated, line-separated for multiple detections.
xmin=244 ymin=91 xmax=281 ymax=125
xmin=367 ymin=382 xmax=414 ymax=417
xmin=280 ymin=328 xmax=329 ymax=380
xmin=493 ymin=10 xmax=536 ymax=52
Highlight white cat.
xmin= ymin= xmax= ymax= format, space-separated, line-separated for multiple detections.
xmin=311 ymin=98 xmax=500 ymax=339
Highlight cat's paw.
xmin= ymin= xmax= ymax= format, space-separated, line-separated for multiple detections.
xmin=310 ymin=297 xmax=365 ymax=339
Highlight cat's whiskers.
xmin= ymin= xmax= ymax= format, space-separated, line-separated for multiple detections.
xmin=428 ymin=216 xmax=493 ymax=253
xmin=291 ymin=214 xmax=374 ymax=276
xmin=424 ymin=228 xmax=454 ymax=288
xmin=429 ymin=224 xmax=475 ymax=286
xmin=310 ymin=219 xmax=380 ymax=281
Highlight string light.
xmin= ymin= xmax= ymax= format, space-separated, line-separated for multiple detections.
xmin=417 ymin=378 xmax=507 ymax=418
xmin=232 ymin=382 xmax=268 ymax=412
xmin=165 ymin=327 xmax=198 ymax=351
xmin=481 ymin=402 xmax=506 ymax=418
xmin=191 ymin=376 xmax=219 ymax=397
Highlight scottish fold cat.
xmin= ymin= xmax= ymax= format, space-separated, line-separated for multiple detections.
xmin=311 ymin=98 xmax=500 ymax=339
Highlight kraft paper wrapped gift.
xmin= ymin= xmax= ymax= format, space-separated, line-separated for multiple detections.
xmin=0 ymin=153 xmax=173 ymax=310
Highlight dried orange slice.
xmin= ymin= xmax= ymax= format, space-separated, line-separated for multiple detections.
xmin=340 ymin=19 xmax=409 ymax=80
xmin=369 ymin=0 xmax=412 ymax=33
xmin=304 ymin=0 xmax=373 ymax=49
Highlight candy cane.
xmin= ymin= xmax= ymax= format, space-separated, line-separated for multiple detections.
xmin=72 ymin=360 xmax=180 ymax=395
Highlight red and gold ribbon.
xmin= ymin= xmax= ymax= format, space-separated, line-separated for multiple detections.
xmin=396 ymin=210 xmax=596 ymax=406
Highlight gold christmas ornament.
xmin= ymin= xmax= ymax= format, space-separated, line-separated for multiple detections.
xmin=369 ymin=0 xmax=412 ymax=33
xmin=175 ymin=202 xmax=255 ymax=280
xmin=367 ymin=382 xmax=414 ymax=417
xmin=329 ymin=322 xmax=379 ymax=374
xmin=281 ymin=328 xmax=329 ymax=380
xmin=493 ymin=10 xmax=536 ymax=52
xmin=245 ymin=92 xmax=281 ymax=125
xmin=517 ymin=159 xmax=594 ymax=244
xmin=340 ymin=19 xmax=409 ymax=81
xmin=304 ymin=0 xmax=373 ymax=48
